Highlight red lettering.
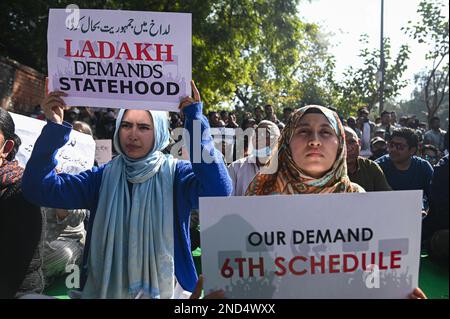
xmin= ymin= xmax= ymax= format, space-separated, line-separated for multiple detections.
xmin=390 ymin=250 xmax=402 ymax=269
xmin=135 ymin=43 xmax=154 ymax=61
xmin=362 ymin=252 xmax=377 ymax=270
xmin=361 ymin=253 xmax=367 ymax=270
xmin=220 ymin=258 xmax=233 ymax=278
xmin=370 ymin=252 xmax=376 ymax=267
xmin=80 ymin=41 xmax=97 ymax=58
xmin=310 ymin=255 xmax=326 ymax=274
xmin=235 ymin=258 xmax=246 ymax=278
xmin=274 ymin=257 xmax=286 ymax=276
xmin=64 ymin=39 xmax=76 ymax=57
xmin=248 ymin=257 xmax=265 ymax=277
xmin=98 ymin=41 xmax=115 ymax=59
xmin=343 ymin=254 xmax=359 ymax=272
xmin=115 ymin=42 xmax=134 ymax=61
xmin=289 ymin=256 xmax=307 ymax=276
xmin=328 ymin=254 xmax=341 ymax=273
xmin=63 ymin=40 xmax=173 ymax=62
xmin=155 ymin=44 xmax=174 ymax=62
xmin=379 ymin=252 xmax=389 ymax=270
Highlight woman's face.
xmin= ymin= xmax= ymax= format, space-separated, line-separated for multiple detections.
xmin=119 ymin=110 xmax=155 ymax=159
xmin=289 ymin=113 xmax=339 ymax=178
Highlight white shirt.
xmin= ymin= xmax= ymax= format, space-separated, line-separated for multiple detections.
xmin=360 ymin=122 xmax=372 ymax=158
xmin=227 ymin=155 xmax=261 ymax=196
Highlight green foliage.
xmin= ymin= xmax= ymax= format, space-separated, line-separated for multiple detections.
xmin=399 ymin=71 xmax=449 ymax=127
xmin=403 ymin=0 xmax=449 ymax=121
xmin=330 ymin=34 xmax=410 ymax=117
xmin=0 ymin=0 xmax=335 ymax=116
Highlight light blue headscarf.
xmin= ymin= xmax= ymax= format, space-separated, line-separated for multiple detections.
xmin=82 ymin=109 xmax=177 ymax=299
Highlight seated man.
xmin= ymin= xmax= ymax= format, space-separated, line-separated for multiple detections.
xmin=228 ymin=121 xmax=280 ymax=196
xmin=421 ymin=144 xmax=439 ymax=166
xmin=374 ymin=128 xmax=386 ymax=139
xmin=42 ymin=208 xmax=86 ymax=286
xmin=376 ymin=127 xmax=433 ymax=210
xmin=369 ymin=136 xmax=388 ymax=161
xmin=344 ymin=127 xmax=391 ymax=192
xmin=356 ymin=107 xmax=376 ymax=158
xmin=422 ymin=154 xmax=448 ymax=264
xmin=422 ymin=133 xmax=448 ymax=264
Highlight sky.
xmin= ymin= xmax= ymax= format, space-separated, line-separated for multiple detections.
xmin=297 ymin=0 xmax=449 ymax=101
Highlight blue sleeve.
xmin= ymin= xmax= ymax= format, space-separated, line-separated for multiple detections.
xmin=172 ymin=102 xmax=232 ymax=292
xmin=177 ymin=102 xmax=232 ymax=209
xmin=22 ymin=121 xmax=104 ymax=211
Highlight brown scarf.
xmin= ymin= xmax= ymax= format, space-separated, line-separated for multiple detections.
xmin=246 ymin=105 xmax=362 ymax=195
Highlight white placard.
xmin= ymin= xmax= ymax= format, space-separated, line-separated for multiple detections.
xmin=47 ymin=9 xmax=192 ymax=111
xmin=200 ymin=191 xmax=422 ymax=299
xmin=94 ymin=139 xmax=112 ymax=165
xmin=10 ymin=112 xmax=95 ymax=174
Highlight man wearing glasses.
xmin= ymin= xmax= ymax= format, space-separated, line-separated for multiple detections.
xmin=375 ymin=127 xmax=434 ymax=211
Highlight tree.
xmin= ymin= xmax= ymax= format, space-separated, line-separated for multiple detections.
xmin=0 ymin=0 xmax=335 ymax=115
xmin=399 ymin=71 xmax=449 ymax=127
xmin=0 ymin=0 xmax=111 ymax=73
xmin=233 ymin=21 xmax=336 ymax=114
xmin=403 ymin=0 xmax=449 ymax=121
xmin=331 ymin=34 xmax=410 ymax=117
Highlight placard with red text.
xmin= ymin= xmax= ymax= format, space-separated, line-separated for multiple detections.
xmin=200 ymin=191 xmax=422 ymax=299
xmin=48 ymin=9 xmax=191 ymax=111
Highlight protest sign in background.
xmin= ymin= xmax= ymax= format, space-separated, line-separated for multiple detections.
xmin=47 ymin=9 xmax=191 ymax=111
xmin=200 ymin=191 xmax=422 ymax=299
xmin=10 ymin=112 xmax=95 ymax=174
xmin=94 ymin=139 xmax=112 ymax=165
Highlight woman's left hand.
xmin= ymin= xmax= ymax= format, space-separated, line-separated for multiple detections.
xmin=409 ymin=287 xmax=427 ymax=299
xmin=190 ymin=275 xmax=225 ymax=299
xmin=179 ymin=80 xmax=201 ymax=112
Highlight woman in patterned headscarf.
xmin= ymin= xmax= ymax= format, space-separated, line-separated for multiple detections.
xmin=245 ymin=105 xmax=428 ymax=299
xmin=246 ymin=105 xmax=364 ymax=195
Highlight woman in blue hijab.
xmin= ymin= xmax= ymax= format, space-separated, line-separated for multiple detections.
xmin=23 ymin=81 xmax=232 ymax=298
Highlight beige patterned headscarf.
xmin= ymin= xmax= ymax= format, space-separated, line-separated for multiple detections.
xmin=246 ymin=105 xmax=363 ymax=195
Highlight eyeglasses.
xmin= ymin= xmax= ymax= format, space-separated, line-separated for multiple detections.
xmin=388 ymin=141 xmax=409 ymax=151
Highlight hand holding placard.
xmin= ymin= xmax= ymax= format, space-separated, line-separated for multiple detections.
xmin=179 ymin=80 xmax=201 ymax=112
xmin=40 ymin=91 xmax=68 ymax=125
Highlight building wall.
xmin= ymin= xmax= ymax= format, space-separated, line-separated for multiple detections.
xmin=0 ymin=56 xmax=45 ymax=114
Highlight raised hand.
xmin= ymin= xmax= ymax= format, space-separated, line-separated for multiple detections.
xmin=179 ymin=80 xmax=201 ymax=112
xmin=40 ymin=91 xmax=67 ymax=124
